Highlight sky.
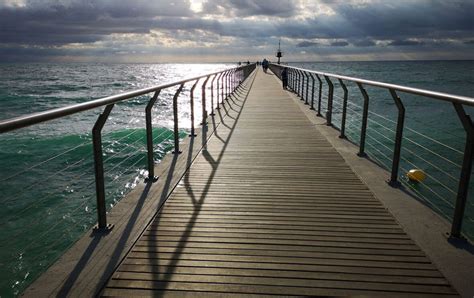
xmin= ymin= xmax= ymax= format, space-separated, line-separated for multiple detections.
xmin=0 ymin=0 xmax=473 ymax=62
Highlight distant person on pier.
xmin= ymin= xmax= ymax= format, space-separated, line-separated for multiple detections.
xmin=281 ymin=67 xmax=288 ymax=89
xmin=262 ymin=58 xmax=269 ymax=73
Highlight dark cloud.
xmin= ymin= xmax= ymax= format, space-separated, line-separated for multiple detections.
xmin=202 ymin=0 xmax=298 ymax=17
xmin=0 ymin=0 xmax=192 ymax=45
xmin=464 ymin=40 xmax=474 ymax=45
xmin=353 ymin=39 xmax=376 ymax=47
xmin=330 ymin=41 xmax=349 ymax=47
xmin=388 ymin=39 xmax=425 ymax=46
xmin=334 ymin=1 xmax=474 ymax=40
xmin=296 ymin=41 xmax=319 ymax=48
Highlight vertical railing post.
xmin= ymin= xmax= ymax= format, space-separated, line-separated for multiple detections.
xmin=210 ymin=74 xmax=217 ymax=115
xmin=92 ymin=104 xmax=114 ymax=231
xmin=300 ymin=70 xmax=305 ymax=100
xmin=324 ymin=76 xmax=334 ymax=126
xmin=338 ymin=79 xmax=348 ymax=139
xmin=295 ymin=69 xmax=300 ymax=96
xmin=227 ymin=70 xmax=233 ymax=99
xmin=221 ymin=71 xmax=226 ymax=104
xmin=388 ymin=89 xmax=405 ymax=187
xmin=291 ymin=69 xmax=296 ymax=93
xmin=229 ymin=70 xmax=234 ymax=96
xmin=189 ymin=79 xmax=200 ymax=136
xmin=145 ymin=90 xmax=161 ymax=182
xmin=223 ymin=70 xmax=228 ymax=99
xmin=216 ymin=72 xmax=224 ymax=109
xmin=315 ymin=74 xmax=323 ymax=116
xmin=232 ymin=69 xmax=237 ymax=91
xmin=172 ymin=84 xmax=184 ymax=154
xmin=225 ymin=71 xmax=229 ymax=98
xmin=304 ymin=72 xmax=310 ymax=105
xmin=289 ymin=69 xmax=293 ymax=91
xmin=201 ymin=76 xmax=210 ymax=125
xmin=310 ymin=74 xmax=315 ymax=110
xmin=450 ymin=103 xmax=474 ymax=239
xmin=298 ymin=70 xmax=303 ymax=98
xmin=357 ymin=83 xmax=369 ymax=157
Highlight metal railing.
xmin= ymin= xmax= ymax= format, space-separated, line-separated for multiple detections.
xmin=270 ymin=63 xmax=473 ymax=239
xmin=0 ymin=64 xmax=256 ymax=231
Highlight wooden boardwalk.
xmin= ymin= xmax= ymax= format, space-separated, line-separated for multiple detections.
xmin=102 ymin=69 xmax=457 ymax=296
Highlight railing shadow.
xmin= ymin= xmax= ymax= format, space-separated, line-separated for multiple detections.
xmin=58 ymin=180 xmax=154 ymax=296
xmin=146 ymin=71 xmax=257 ymax=296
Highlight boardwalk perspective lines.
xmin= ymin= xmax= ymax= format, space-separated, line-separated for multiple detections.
xmin=102 ymin=69 xmax=458 ymax=296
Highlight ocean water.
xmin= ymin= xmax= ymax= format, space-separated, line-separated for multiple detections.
xmin=0 ymin=63 xmax=232 ymax=297
xmin=0 ymin=61 xmax=473 ymax=296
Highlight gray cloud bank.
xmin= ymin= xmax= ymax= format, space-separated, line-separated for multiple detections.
xmin=0 ymin=0 xmax=473 ymax=62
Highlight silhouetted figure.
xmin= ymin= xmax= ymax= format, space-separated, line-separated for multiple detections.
xmin=281 ymin=67 xmax=288 ymax=89
xmin=262 ymin=59 xmax=269 ymax=73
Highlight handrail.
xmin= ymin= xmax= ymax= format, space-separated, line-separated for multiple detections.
xmin=280 ymin=64 xmax=474 ymax=107
xmin=270 ymin=63 xmax=473 ymax=240
xmin=0 ymin=65 xmax=255 ymax=134
xmin=1 ymin=63 xmax=257 ymax=231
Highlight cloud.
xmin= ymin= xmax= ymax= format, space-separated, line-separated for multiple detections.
xmin=0 ymin=0 xmax=193 ymax=45
xmin=202 ymin=0 xmax=299 ymax=18
xmin=388 ymin=39 xmax=425 ymax=46
xmin=296 ymin=41 xmax=319 ymax=48
xmin=330 ymin=41 xmax=349 ymax=47
xmin=353 ymin=39 xmax=375 ymax=47
xmin=0 ymin=0 xmax=473 ymax=62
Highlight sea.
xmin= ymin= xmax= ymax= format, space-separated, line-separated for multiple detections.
xmin=0 ymin=61 xmax=473 ymax=296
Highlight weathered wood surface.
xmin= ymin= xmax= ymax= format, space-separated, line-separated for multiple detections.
xmin=102 ymin=69 xmax=457 ymax=296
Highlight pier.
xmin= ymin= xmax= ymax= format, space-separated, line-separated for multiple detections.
xmin=4 ymin=66 xmax=473 ymax=296
xmin=101 ymin=69 xmax=457 ymax=296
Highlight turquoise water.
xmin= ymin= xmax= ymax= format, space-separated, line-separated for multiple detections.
xmin=0 ymin=63 xmax=232 ymax=297
xmin=0 ymin=61 xmax=472 ymax=296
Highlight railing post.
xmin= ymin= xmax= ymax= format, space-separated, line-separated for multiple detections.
xmin=145 ymin=90 xmax=161 ymax=183
xmin=338 ymin=79 xmax=348 ymax=139
xmin=289 ymin=69 xmax=294 ymax=91
xmin=224 ymin=71 xmax=229 ymax=100
xmin=315 ymin=74 xmax=323 ymax=116
xmin=201 ymin=76 xmax=210 ymax=125
xmin=172 ymin=84 xmax=184 ymax=154
xmin=300 ymin=70 xmax=305 ymax=100
xmin=324 ymin=76 xmax=334 ymax=126
xmin=216 ymin=72 xmax=224 ymax=109
xmin=357 ymin=83 xmax=369 ymax=157
xmin=298 ymin=70 xmax=303 ymax=97
xmin=310 ymin=74 xmax=316 ymax=110
xmin=228 ymin=70 xmax=231 ymax=95
xmin=221 ymin=71 xmax=226 ymax=104
xmin=450 ymin=103 xmax=474 ymax=239
xmin=228 ymin=70 xmax=232 ymax=94
xmin=388 ymin=89 xmax=405 ymax=187
xmin=189 ymin=79 xmax=200 ymax=136
xmin=92 ymin=104 xmax=114 ymax=231
xmin=224 ymin=71 xmax=229 ymax=98
xmin=210 ymin=74 xmax=217 ymax=115
xmin=295 ymin=69 xmax=300 ymax=96
xmin=304 ymin=72 xmax=310 ymax=105
xmin=232 ymin=69 xmax=237 ymax=92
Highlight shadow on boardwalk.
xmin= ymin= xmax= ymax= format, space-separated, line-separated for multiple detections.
xmin=145 ymin=73 xmax=256 ymax=296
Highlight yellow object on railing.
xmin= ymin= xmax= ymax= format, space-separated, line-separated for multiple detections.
xmin=407 ymin=169 xmax=426 ymax=182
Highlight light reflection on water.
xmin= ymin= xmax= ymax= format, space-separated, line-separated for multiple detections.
xmin=0 ymin=63 xmax=233 ymax=296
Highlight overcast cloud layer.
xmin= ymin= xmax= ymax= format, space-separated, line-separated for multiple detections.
xmin=0 ymin=0 xmax=473 ymax=62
